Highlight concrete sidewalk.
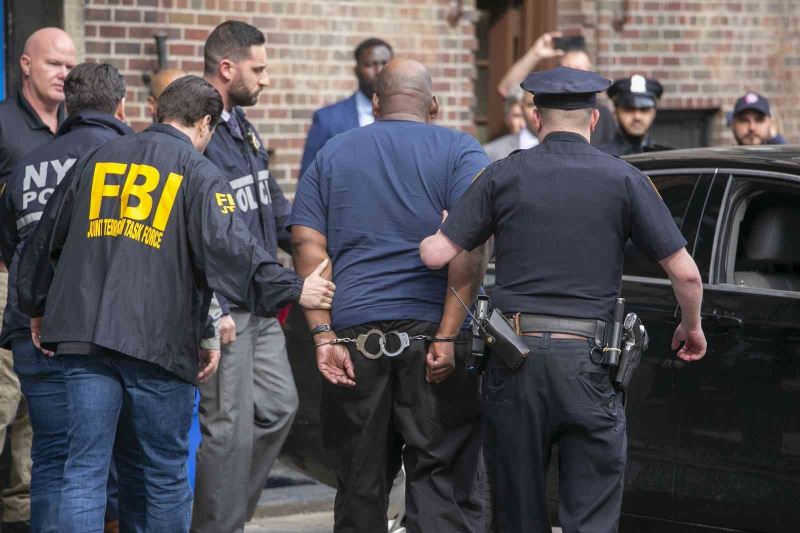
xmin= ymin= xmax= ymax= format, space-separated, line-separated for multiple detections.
xmin=251 ymin=461 xmax=335 ymax=519
xmin=246 ymin=511 xmax=333 ymax=533
xmin=247 ymin=462 xmax=563 ymax=532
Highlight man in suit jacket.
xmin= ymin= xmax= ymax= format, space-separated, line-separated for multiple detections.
xmin=299 ymin=38 xmax=393 ymax=176
xmin=483 ymin=88 xmax=539 ymax=162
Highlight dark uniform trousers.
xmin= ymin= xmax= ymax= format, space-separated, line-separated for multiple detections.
xmin=321 ymin=319 xmax=484 ymax=533
xmin=485 ymin=334 xmax=626 ymax=533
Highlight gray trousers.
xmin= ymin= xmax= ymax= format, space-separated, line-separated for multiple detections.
xmin=191 ymin=311 xmax=298 ymax=533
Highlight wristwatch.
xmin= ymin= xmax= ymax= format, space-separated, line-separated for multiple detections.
xmin=310 ymin=323 xmax=332 ymax=336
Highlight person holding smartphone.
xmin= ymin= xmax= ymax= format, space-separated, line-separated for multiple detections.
xmin=495 ymin=30 xmax=617 ymax=147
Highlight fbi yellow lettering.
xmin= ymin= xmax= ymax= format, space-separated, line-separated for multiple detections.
xmin=215 ymin=192 xmax=236 ymax=214
xmin=88 ymin=162 xmax=184 ymax=248
xmin=152 ymin=172 xmax=184 ymax=231
xmin=89 ymin=163 xmax=128 ymax=219
xmin=120 ymin=164 xmax=160 ymax=222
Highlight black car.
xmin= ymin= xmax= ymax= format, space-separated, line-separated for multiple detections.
xmin=280 ymin=145 xmax=800 ymax=532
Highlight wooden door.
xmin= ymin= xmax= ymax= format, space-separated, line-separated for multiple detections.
xmin=475 ymin=0 xmax=556 ymax=141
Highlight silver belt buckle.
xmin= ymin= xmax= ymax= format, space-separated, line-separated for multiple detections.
xmin=380 ymin=331 xmax=409 ymax=357
xmin=356 ymin=329 xmax=384 ymax=360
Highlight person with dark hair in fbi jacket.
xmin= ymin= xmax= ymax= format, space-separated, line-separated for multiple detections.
xmin=16 ymin=75 xmax=334 ymax=533
xmin=420 ymin=67 xmax=707 ymax=533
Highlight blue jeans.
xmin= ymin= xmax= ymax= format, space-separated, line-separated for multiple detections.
xmin=12 ymin=339 xmax=66 ymax=533
xmin=13 ymin=340 xmax=127 ymax=532
xmin=59 ymin=353 xmax=194 ymax=533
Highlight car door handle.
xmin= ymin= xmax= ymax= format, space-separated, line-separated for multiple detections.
xmin=701 ymin=312 xmax=743 ymax=329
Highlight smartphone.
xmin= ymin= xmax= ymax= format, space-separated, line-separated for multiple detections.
xmin=553 ymin=35 xmax=585 ymax=51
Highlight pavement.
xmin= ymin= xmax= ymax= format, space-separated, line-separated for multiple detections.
xmin=249 ymin=461 xmax=335 ymax=519
xmin=246 ymin=511 xmax=563 ymax=533
xmin=244 ymin=461 xmax=563 ymax=532
xmin=245 ymin=511 xmax=334 ymax=533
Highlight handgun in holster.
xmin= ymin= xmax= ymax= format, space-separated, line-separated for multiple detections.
xmin=453 ymin=291 xmax=530 ymax=373
xmin=615 ymin=312 xmax=648 ymax=390
xmin=603 ymin=298 xmax=649 ymax=390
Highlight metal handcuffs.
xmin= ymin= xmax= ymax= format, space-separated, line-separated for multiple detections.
xmin=316 ymin=329 xmax=457 ymax=359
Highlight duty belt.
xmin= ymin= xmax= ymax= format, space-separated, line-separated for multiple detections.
xmin=315 ymin=329 xmax=459 ymax=359
xmin=512 ymin=313 xmax=607 ymax=348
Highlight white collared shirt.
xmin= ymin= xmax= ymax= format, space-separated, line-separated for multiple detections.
xmin=519 ymin=128 xmax=539 ymax=150
xmin=354 ymin=91 xmax=375 ymax=127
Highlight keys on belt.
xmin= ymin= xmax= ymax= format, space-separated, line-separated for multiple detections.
xmin=315 ymin=329 xmax=458 ymax=359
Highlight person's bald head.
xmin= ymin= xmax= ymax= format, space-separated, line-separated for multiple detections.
xmin=20 ymin=28 xmax=76 ymax=106
xmin=560 ymin=50 xmax=593 ymax=71
xmin=373 ymin=59 xmax=438 ymax=122
xmin=148 ymin=68 xmax=187 ymax=120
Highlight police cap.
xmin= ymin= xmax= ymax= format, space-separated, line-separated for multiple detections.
xmin=608 ymin=75 xmax=663 ymax=109
xmin=733 ymin=92 xmax=771 ymax=117
xmin=520 ymin=66 xmax=611 ymax=110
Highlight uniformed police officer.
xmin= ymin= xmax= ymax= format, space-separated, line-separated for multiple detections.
xmin=16 ymin=75 xmax=334 ymax=533
xmin=0 ymin=62 xmax=133 ymax=533
xmin=193 ymin=21 xmax=301 ymax=533
xmin=599 ymin=74 xmax=663 ymax=156
xmin=420 ymin=66 xmax=707 ymax=533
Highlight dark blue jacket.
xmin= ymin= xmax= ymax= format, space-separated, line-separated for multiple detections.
xmin=0 ymin=91 xmax=65 ymax=186
xmin=0 ymin=111 xmax=133 ymax=348
xmin=597 ymin=130 xmax=654 ymax=157
xmin=204 ymin=107 xmax=293 ymax=315
xmin=299 ymin=93 xmax=359 ymax=176
xmin=16 ymin=124 xmax=302 ymax=383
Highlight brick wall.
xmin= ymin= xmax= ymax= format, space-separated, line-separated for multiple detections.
xmin=557 ymin=0 xmax=800 ymax=145
xmin=81 ymin=0 xmax=478 ymax=190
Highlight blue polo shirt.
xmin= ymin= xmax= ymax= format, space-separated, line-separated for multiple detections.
xmin=291 ymin=119 xmax=489 ymax=330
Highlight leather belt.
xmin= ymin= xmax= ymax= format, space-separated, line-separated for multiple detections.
xmin=512 ymin=313 xmax=606 ymax=347
xmin=520 ymin=332 xmax=589 ymax=340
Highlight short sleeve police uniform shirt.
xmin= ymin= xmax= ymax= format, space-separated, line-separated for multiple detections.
xmin=442 ymin=131 xmax=686 ymax=321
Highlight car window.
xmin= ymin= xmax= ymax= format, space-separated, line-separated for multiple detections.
xmin=689 ymin=173 xmax=728 ymax=281
xmin=724 ymin=179 xmax=800 ymax=294
xmin=623 ymin=174 xmax=699 ymax=279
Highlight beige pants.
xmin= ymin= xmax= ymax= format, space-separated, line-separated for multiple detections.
xmin=0 ymin=270 xmax=31 ymax=522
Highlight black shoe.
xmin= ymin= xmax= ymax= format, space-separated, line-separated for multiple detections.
xmin=1 ymin=521 xmax=32 ymax=533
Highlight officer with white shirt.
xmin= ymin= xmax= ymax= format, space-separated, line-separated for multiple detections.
xmin=299 ymin=38 xmax=394 ymax=175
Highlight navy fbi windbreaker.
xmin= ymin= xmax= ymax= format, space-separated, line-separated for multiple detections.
xmin=203 ymin=107 xmax=293 ymax=315
xmin=0 ymin=111 xmax=134 ymax=348
xmin=17 ymin=124 xmax=303 ymax=383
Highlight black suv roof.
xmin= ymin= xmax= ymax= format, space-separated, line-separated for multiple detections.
xmin=624 ymin=145 xmax=800 ymax=175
